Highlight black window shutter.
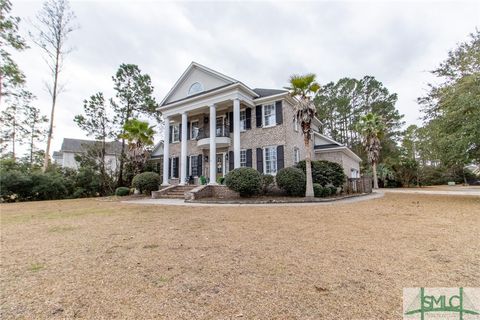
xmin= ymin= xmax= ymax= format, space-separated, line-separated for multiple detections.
xmin=197 ymin=155 xmax=202 ymax=176
xmin=275 ymin=100 xmax=283 ymax=125
xmin=277 ymin=145 xmax=284 ymax=170
xmin=168 ymin=158 xmax=172 ymax=178
xmin=256 ymin=105 xmax=262 ymax=127
xmin=256 ymin=148 xmax=263 ymax=173
xmin=174 ymin=157 xmax=179 ymax=178
xmin=186 ymin=156 xmax=190 ymax=176
xmin=246 ymin=107 xmax=252 ymax=129
xmin=168 ymin=126 xmax=172 ymax=143
xmin=178 ymin=124 xmax=182 ymax=141
xmin=246 ymin=149 xmax=252 ymax=167
xmin=187 ymin=122 xmax=191 ymax=140
xmin=229 ymin=151 xmax=234 ymax=171
xmin=229 ymin=112 xmax=234 ymax=133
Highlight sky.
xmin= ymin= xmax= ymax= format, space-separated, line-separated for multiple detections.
xmin=9 ymin=0 xmax=480 ymax=155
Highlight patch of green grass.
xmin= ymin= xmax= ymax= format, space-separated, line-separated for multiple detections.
xmin=143 ymin=244 xmax=159 ymax=249
xmin=29 ymin=263 xmax=44 ymax=272
xmin=48 ymin=225 xmax=76 ymax=233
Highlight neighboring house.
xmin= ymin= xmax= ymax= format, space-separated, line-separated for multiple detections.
xmin=158 ymin=62 xmax=361 ymax=186
xmin=53 ymin=138 xmax=122 ymax=171
xmin=147 ymin=141 xmax=164 ymax=175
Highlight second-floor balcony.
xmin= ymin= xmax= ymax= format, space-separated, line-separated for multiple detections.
xmin=196 ymin=125 xmax=231 ymax=149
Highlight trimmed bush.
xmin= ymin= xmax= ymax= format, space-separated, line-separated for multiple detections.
xmin=131 ymin=172 xmax=160 ymax=195
xmin=297 ymin=160 xmax=346 ymax=187
xmin=199 ymin=176 xmax=207 ymax=185
xmin=276 ymin=167 xmax=306 ymax=196
xmin=216 ymin=176 xmax=225 ymax=185
xmin=115 ymin=187 xmax=130 ymax=196
xmin=329 ymin=186 xmax=338 ymax=196
xmin=260 ymin=174 xmax=275 ymax=194
xmin=225 ymin=167 xmax=262 ymax=197
xmin=313 ymin=183 xmax=323 ymax=197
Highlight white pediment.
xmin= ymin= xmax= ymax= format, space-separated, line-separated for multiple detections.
xmin=161 ymin=62 xmax=237 ymax=105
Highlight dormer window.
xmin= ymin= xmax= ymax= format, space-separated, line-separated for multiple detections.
xmin=188 ymin=82 xmax=203 ymax=95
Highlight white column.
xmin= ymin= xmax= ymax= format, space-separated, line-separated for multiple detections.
xmin=209 ymin=104 xmax=217 ymax=185
xmin=162 ymin=115 xmax=170 ymax=186
xmin=180 ymin=112 xmax=188 ymax=185
xmin=233 ymin=98 xmax=241 ymax=168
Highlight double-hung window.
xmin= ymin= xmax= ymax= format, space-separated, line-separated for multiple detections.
xmin=240 ymin=110 xmax=246 ymax=131
xmin=294 ymin=147 xmax=300 ymax=165
xmin=191 ymin=121 xmax=199 ymax=140
xmin=240 ymin=149 xmax=247 ymax=167
xmin=264 ymin=146 xmax=277 ymax=175
xmin=294 ymin=116 xmax=299 ymax=132
xmin=190 ymin=155 xmax=198 ymax=176
xmin=263 ymin=104 xmax=276 ymax=127
xmin=170 ymin=157 xmax=178 ymax=178
xmin=172 ymin=125 xmax=180 ymax=143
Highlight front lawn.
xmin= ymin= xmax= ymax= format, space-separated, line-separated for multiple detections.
xmin=1 ymin=194 xmax=479 ymax=319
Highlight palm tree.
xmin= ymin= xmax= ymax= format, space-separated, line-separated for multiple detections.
xmin=285 ymin=74 xmax=320 ymax=199
xmin=356 ymin=113 xmax=384 ymax=189
xmin=119 ymin=119 xmax=155 ymax=176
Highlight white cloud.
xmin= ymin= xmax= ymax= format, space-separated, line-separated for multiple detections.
xmin=8 ymin=0 xmax=480 ymax=156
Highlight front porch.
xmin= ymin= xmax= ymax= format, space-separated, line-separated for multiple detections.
xmin=161 ymin=87 xmax=255 ymax=187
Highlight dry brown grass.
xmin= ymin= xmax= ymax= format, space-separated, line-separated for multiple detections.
xmin=1 ymin=194 xmax=479 ymax=319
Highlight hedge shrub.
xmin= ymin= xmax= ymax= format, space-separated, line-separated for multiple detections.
xmin=260 ymin=174 xmax=275 ymax=194
xmin=115 ymin=187 xmax=130 ymax=196
xmin=313 ymin=184 xmax=332 ymax=197
xmin=276 ymin=167 xmax=306 ymax=196
xmin=131 ymin=172 xmax=160 ymax=195
xmin=297 ymin=160 xmax=346 ymax=187
xmin=224 ymin=167 xmax=262 ymax=197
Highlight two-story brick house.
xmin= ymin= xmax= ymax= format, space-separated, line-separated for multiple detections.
xmin=158 ymin=62 xmax=361 ymax=187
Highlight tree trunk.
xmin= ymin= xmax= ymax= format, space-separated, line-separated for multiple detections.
xmin=305 ymin=137 xmax=314 ymax=199
xmin=116 ymin=138 xmax=126 ymax=187
xmin=372 ymin=161 xmax=379 ymax=189
xmin=42 ymin=48 xmax=60 ymax=172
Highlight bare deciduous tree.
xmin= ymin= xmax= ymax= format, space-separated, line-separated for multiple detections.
xmin=30 ymin=0 xmax=77 ymax=171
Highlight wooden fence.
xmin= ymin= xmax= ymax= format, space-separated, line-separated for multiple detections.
xmin=344 ymin=177 xmax=373 ymax=194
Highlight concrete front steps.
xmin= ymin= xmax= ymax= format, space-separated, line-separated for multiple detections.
xmin=152 ymin=185 xmax=196 ymax=199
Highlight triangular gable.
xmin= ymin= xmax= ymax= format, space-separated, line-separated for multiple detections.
xmin=314 ymin=132 xmax=342 ymax=146
xmin=161 ymin=62 xmax=238 ymax=106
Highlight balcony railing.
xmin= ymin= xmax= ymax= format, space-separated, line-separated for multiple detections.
xmin=196 ymin=125 xmax=230 ymax=140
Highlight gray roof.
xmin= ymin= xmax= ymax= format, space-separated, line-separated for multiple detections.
xmin=60 ymin=138 xmax=123 ymax=154
xmin=253 ymin=88 xmax=288 ymax=98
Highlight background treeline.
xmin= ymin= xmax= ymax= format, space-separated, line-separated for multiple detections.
xmin=314 ymin=31 xmax=480 ymax=187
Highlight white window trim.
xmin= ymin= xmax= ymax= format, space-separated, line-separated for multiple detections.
xmin=171 ymin=124 xmax=180 ymax=143
xmin=294 ymin=147 xmax=300 ymax=165
xmin=240 ymin=149 xmax=247 ymax=167
xmin=262 ymin=103 xmax=276 ymax=128
xmin=239 ymin=109 xmax=247 ymax=132
xmin=294 ymin=115 xmax=299 ymax=132
xmin=263 ymin=145 xmax=278 ymax=175
xmin=188 ymin=82 xmax=203 ymax=96
xmin=170 ymin=157 xmax=178 ymax=178
xmin=190 ymin=120 xmax=199 ymax=140
xmin=190 ymin=155 xmax=199 ymax=177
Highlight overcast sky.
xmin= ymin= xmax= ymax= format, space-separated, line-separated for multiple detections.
xmin=10 ymin=0 xmax=479 ymax=154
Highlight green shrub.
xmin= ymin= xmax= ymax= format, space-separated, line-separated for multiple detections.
xmin=276 ymin=167 xmax=306 ymax=196
xmin=224 ymin=167 xmax=262 ymax=197
xmin=297 ymin=160 xmax=346 ymax=187
xmin=199 ymin=176 xmax=207 ymax=185
xmin=131 ymin=172 xmax=160 ymax=195
xmin=216 ymin=176 xmax=225 ymax=185
xmin=260 ymin=174 xmax=275 ymax=194
xmin=313 ymin=183 xmax=323 ymax=197
xmin=30 ymin=172 xmax=69 ymax=200
xmin=0 ymin=170 xmax=32 ymax=202
xmin=329 ymin=186 xmax=338 ymax=196
xmin=115 ymin=187 xmax=130 ymax=196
